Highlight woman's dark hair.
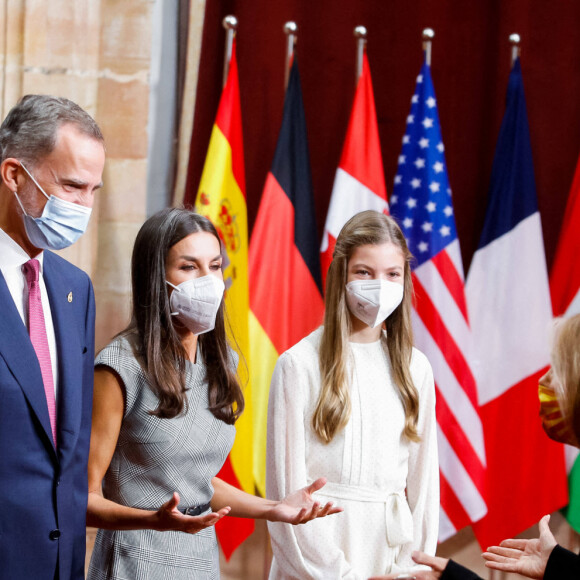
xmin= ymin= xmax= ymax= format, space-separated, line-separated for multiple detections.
xmin=127 ymin=207 xmax=244 ymax=423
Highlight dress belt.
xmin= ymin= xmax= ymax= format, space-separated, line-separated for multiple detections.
xmin=313 ymin=480 xmax=414 ymax=547
xmin=180 ymin=502 xmax=212 ymax=516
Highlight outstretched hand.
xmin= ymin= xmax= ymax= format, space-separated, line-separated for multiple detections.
xmin=368 ymin=551 xmax=449 ymax=579
xmin=155 ymin=492 xmax=231 ymax=534
xmin=269 ymin=477 xmax=343 ymax=525
xmin=482 ymin=514 xmax=557 ymax=579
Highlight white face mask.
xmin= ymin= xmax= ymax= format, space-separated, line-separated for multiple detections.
xmin=346 ymin=279 xmax=404 ymax=328
xmin=15 ymin=162 xmax=92 ymax=250
xmin=166 ymin=274 xmax=225 ymax=335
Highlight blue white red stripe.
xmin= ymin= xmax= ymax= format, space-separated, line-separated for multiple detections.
xmin=466 ymin=58 xmax=567 ymax=547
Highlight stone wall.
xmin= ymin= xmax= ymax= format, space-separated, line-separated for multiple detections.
xmin=92 ymin=0 xmax=152 ymax=348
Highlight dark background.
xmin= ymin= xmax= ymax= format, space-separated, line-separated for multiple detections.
xmin=185 ymin=0 xmax=580 ymax=273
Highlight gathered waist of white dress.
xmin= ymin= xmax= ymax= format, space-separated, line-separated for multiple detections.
xmin=312 ymin=480 xmax=403 ymax=502
xmin=312 ymin=480 xmax=414 ymax=547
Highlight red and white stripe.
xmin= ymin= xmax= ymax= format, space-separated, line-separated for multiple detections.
xmin=320 ymin=52 xmax=388 ymax=288
xmin=412 ymin=240 xmax=487 ymax=541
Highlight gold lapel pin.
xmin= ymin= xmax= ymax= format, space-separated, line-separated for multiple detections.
xmin=67 ymin=292 xmax=73 ymax=303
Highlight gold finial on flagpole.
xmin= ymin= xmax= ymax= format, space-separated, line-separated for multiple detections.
xmin=422 ymin=28 xmax=435 ymax=66
xmin=222 ymin=15 xmax=238 ymax=88
xmin=509 ymin=33 xmax=521 ymax=67
xmin=284 ymin=21 xmax=297 ymax=91
xmin=354 ymin=26 xmax=367 ymax=84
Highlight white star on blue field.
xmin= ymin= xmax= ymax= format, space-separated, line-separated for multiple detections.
xmin=390 ymin=62 xmax=458 ymax=268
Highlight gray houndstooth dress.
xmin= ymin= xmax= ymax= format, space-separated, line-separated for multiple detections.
xmin=87 ymin=334 xmax=236 ymax=580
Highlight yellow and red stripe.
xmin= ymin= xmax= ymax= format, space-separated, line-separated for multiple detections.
xmin=250 ymin=60 xmax=324 ymax=496
xmin=194 ymin=41 xmax=254 ymax=559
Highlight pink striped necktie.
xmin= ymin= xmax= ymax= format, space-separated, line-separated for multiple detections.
xmin=22 ymin=259 xmax=57 ymax=446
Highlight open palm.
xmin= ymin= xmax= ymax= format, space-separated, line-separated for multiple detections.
xmin=483 ymin=514 xmax=557 ymax=579
xmin=156 ymin=492 xmax=230 ymax=534
xmin=269 ymin=477 xmax=343 ymax=524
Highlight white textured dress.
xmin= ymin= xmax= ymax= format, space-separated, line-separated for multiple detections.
xmin=266 ymin=327 xmax=439 ymax=579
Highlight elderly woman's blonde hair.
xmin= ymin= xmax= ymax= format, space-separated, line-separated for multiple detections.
xmin=551 ymin=314 xmax=580 ymax=443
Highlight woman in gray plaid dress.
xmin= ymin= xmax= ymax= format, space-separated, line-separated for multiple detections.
xmin=86 ymin=209 xmax=341 ymax=579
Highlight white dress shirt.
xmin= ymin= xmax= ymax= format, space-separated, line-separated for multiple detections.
xmin=0 ymin=227 xmax=58 ymax=398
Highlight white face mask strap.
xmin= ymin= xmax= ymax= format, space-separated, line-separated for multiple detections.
xmin=20 ymin=162 xmax=50 ymax=201
xmin=166 ymin=280 xmax=181 ymax=316
xmin=12 ymin=189 xmax=29 ymax=215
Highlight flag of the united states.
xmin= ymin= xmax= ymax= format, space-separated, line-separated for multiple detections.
xmin=390 ymin=60 xmax=488 ymax=541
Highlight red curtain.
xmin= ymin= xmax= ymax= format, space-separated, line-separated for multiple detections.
xmin=185 ymin=0 xmax=580 ymax=272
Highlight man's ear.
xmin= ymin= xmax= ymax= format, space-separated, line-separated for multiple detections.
xmin=0 ymin=158 xmax=22 ymax=192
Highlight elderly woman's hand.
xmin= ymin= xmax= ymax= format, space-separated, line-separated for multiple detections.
xmin=368 ymin=551 xmax=449 ymax=579
xmin=482 ymin=514 xmax=557 ymax=579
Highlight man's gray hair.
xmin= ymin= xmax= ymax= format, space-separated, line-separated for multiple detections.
xmin=0 ymin=94 xmax=104 ymax=167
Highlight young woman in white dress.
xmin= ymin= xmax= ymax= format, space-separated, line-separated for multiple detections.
xmin=266 ymin=210 xmax=439 ymax=579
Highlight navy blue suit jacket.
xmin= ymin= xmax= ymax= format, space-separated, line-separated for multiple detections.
xmin=0 ymin=250 xmax=95 ymax=580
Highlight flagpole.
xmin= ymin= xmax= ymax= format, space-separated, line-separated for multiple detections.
xmin=422 ymin=28 xmax=435 ymax=66
xmin=509 ymin=33 xmax=521 ymax=67
xmin=283 ymin=21 xmax=297 ymax=90
xmin=222 ymin=15 xmax=237 ymax=88
xmin=354 ymin=26 xmax=367 ymax=83
xmin=489 ymin=37 xmax=521 ymax=580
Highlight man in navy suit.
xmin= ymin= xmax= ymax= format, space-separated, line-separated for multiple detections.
xmin=0 ymin=95 xmax=105 ymax=579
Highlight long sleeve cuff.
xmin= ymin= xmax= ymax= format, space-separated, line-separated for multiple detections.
xmin=545 ymin=544 xmax=580 ymax=579
xmin=440 ymin=559 xmax=483 ymax=580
